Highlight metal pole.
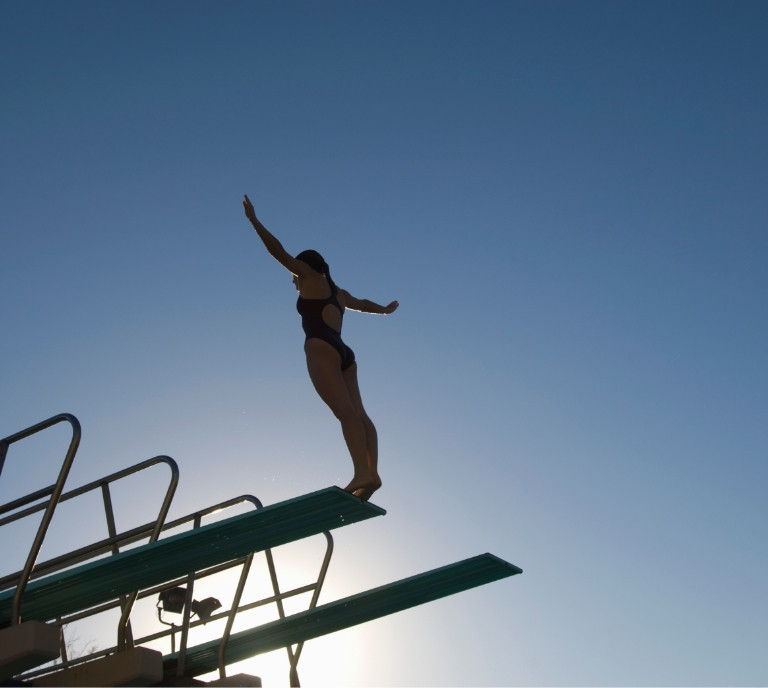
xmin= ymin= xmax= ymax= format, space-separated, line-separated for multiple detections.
xmin=176 ymin=514 xmax=202 ymax=678
xmin=115 ymin=457 xmax=178 ymax=650
xmin=218 ymin=553 xmax=255 ymax=679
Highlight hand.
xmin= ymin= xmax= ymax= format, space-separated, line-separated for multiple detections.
xmin=384 ymin=301 xmax=399 ymax=314
xmin=243 ymin=194 xmax=257 ymax=224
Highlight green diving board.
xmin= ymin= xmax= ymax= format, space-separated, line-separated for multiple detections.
xmin=163 ymin=553 xmax=521 ymax=678
xmin=0 ymin=487 xmax=384 ymax=627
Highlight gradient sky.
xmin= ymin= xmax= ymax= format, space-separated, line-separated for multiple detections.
xmin=2 ymin=1 xmax=767 ymax=686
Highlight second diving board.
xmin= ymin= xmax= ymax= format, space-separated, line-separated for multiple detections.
xmin=0 ymin=487 xmax=384 ymax=627
xmin=163 ymin=552 xmax=522 ymax=678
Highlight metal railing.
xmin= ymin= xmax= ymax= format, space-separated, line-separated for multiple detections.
xmin=3 ymin=414 xmax=332 ymax=686
xmin=17 ymin=495 xmax=334 ymax=687
xmin=0 ymin=456 xmax=180 ymax=591
xmin=1 ymin=413 xmax=179 ymax=658
xmin=0 ymin=413 xmax=81 ymax=625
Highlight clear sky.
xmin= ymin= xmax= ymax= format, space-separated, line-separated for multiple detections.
xmin=1 ymin=1 xmax=767 ymax=686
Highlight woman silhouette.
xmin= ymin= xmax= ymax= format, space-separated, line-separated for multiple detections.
xmin=243 ymin=194 xmax=398 ymax=501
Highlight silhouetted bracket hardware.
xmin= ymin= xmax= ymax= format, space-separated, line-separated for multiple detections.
xmin=0 ymin=487 xmax=384 ymax=628
xmin=163 ymin=553 xmax=522 ymax=678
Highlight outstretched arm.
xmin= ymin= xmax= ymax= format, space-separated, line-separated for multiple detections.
xmin=339 ymin=289 xmax=399 ymax=315
xmin=243 ymin=194 xmax=307 ymax=274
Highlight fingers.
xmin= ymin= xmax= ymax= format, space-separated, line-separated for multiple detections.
xmin=243 ymin=194 xmax=255 ymax=219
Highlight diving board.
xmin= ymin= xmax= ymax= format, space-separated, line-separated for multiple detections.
xmin=0 ymin=487 xmax=384 ymax=627
xmin=163 ymin=553 xmax=522 ymax=678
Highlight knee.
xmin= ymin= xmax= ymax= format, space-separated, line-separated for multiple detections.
xmin=333 ymin=403 xmax=362 ymax=426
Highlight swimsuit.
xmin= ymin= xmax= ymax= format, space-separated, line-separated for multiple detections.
xmin=296 ymin=293 xmax=356 ymax=370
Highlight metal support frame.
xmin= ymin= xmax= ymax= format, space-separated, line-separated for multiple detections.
xmin=3 ymin=414 xmax=332 ymax=686
xmin=147 ymin=496 xmax=334 ymax=687
xmin=216 ymin=530 xmax=334 ymax=687
xmin=16 ymin=495 xmax=335 ymax=687
xmin=1 ymin=413 xmax=179 ymax=674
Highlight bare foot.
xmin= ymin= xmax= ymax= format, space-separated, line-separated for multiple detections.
xmin=354 ymin=484 xmax=381 ymax=502
xmin=344 ymin=475 xmax=382 ymax=502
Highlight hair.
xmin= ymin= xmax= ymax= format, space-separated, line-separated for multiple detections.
xmin=295 ymin=249 xmax=339 ymax=295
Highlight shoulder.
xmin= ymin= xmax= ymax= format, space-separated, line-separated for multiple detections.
xmin=336 ymin=288 xmax=360 ymax=311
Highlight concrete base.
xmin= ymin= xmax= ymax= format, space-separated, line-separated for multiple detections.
xmin=31 ymin=647 xmax=162 ymax=687
xmin=0 ymin=621 xmax=61 ymax=680
xmin=208 ymin=674 xmax=262 ymax=687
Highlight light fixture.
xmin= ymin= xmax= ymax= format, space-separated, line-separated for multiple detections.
xmin=157 ymin=587 xmax=187 ymax=614
xmin=157 ymin=588 xmax=222 ymax=624
xmin=190 ymin=596 xmax=222 ymax=624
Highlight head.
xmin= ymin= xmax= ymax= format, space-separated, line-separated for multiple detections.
xmin=295 ymin=249 xmax=327 ymax=274
xmin=295 ymin=249 xmax=339 ymax=294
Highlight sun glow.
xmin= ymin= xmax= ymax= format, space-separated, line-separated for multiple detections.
xmin=194 ymin=535 xmax=369 ymax=687
xmin=211 ymin=630 xmax=365 ymax=688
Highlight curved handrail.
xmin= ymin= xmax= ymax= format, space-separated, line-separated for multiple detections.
xmin=111 ymin=457 xmax=179 ymax=651
xmin=0 ymin=456 xmax=180 ymax=584
xmin=0 ymin=413 xmax=81 ymax=625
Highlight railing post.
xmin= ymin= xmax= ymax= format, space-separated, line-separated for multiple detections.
xmin=175 ymin=513 xmax=203 ymax=678
xmin=102 ymin=482 xmax=136 ymax=651
xmin=114 ymin=457 xmax=178 ymax=651
xmin=218 ymin=553 xmax=255 ymax=679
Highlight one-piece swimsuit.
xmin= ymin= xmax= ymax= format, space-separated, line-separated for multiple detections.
xmin=296 ymin=293 xmax=356 ymax=370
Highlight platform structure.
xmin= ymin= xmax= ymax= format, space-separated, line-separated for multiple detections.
xmin=1 ymin=413 xmax=522 ymax=687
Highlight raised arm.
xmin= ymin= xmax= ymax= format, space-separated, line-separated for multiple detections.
xmin=243 ymin=194 xmax=309 ymax=275
xmin=339 ymin=289 xmax=399 ymax=315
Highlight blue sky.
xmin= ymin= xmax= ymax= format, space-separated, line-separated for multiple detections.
xmin=1 ymin=1 xmax=767 ymax=685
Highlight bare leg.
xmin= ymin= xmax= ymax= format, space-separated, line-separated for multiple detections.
xmin=304 ymin=340 xmax=378 ymax=495
xmin=342 ymin=362 xmax=382 ymax=500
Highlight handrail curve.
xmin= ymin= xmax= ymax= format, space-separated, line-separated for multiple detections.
xmin=0 ymin=413 xmax=81 ymax=625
